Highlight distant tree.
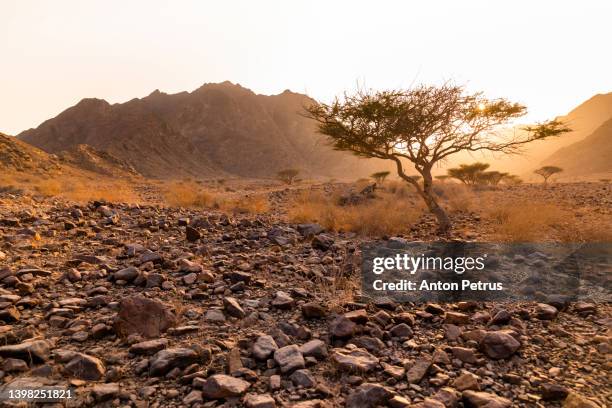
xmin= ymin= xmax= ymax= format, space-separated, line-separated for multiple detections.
xmin=407 ymin=175 xmax=422 ymax=183
xmin=370 ymin=171 xmax=391 ymax=184
xmin=277 ymin=169 xmax=300 ymax=185
xmin=305 ymin=84 xmax=569 ymax=233
xmin=534 ymin=166 xmax=563 ymax=184
xmin=599 ymin=178 xmax=610 ymax=183
xmin=502 ymin=174 xmax=523 ymax=185
xmin=435 ymin=175 xmax=450 ymax=182
xmin=447 ymin=163 xmax=491 ymax=185
xmin=479 ymin=171 xmax=508 ymax=185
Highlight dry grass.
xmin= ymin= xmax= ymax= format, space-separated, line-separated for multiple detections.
xmin=484 ymin=201 xmax=567 ymax=242
xmin=163 ymin=180 xmax=270 ymax=214
xmin=435 ymin=183 xmax=476 ymax=213
xmin=163 ymin=181 xmax=216 ymax=208
xmin=1 ymin=173 xmax=139 ymax=203
xmin=217 ymin=195 xmax=270 ymax=215
xmin=288 ymin=188 xmax=423 ymax=237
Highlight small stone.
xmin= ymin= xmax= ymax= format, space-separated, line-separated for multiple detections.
xmin=253 ymin=335 xmax=278 ymax=360
xmin=450 ymin=347 xmax=479 ymax=364
xmin=535 ymin=303 xmax=558 ymax=320
xmin=114 ymin=296 xmax=177 ymax=338
xmin=445 ymin=311 xmax=470 ymax=325
xmin=389 ymin=323 xmax=413 ymax=339
xmin=345 ymin=383 xmax=392 ymax=408
xmin=273 ymin=345 xmax=305 ymax=374
xmin=271 ymin=291 xmax=294 ymax=309
xmin=223 ymin=297 xmax=246 ymax=318
xmin=290 ymin=369 xmax=316 ymax=388
xmin=0 ymin=340 xmax=50 ymax=364
xmin=2 ymin=358 xmax=28 ymax=372
xmin=329 ymin=316 xmax=356 ymax=338
xmin=299 ymin=339 xmax=327 ymax=360
xmin=541 ymin=383 xmax=569 ymax=401
xmin=462 ymin=390 xmax=512 ymax=408
xmin=331 ymin=347 xmax=379 ymax=372
xmin=200 ymin=374 xmax=250 ymax=399
xmin=185 ymin=226 xmax=201 ymax=242
xmin=129 ymin=338 xmax=169 ymax=355
xmin=406 ymin=358 xmax=432 ymax=384
xmin=244 ymin=393 xmax=276 ymax=408
xmin=114 ymin=266 xmax=139 ymax=282
xmin=452 ymin=371 xmax=480 ymax=391
xmin=92 ymin=383 xmax=120 ymax=401
xmin=64 ymin=353 xmax=105 ymax=380
xmin=480 ymin=331 xmax=520 ymax=359
xmin=301 ymin=302 xmax=328 ymax=319
xmin=204 ymin=309 xmax=226 ymax=322
xmin=149 ymin=348 xmax=199 ymax=376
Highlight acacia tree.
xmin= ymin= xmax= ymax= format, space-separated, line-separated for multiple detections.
xmin=534 ymin=166 xmax=563 ymax=184
xmin=371 ymin=171 xmax=391 ymax=184
xmin=305 ymin=84 xmax=569 ymax=233
xmin=447 ymin=163 xmax=490 ymax=185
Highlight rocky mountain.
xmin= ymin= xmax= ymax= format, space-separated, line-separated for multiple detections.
xmin=57 ymin=144 xmax=139 ymax=178
xmin=18 ymin=82 xmax=385 ymax=179
xmin=540 ymin=117 xmax=612 ymax=178
xmin=1 ymin=132 xmax=63 ymax=174
xmin=1 ymin=131 xmax=140 ymax=180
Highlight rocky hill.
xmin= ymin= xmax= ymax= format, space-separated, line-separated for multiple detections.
xmin=0 ymin=132 xmax=62 ymax=173
xmin=18 ymin=82 xmax=386 ymax=179
xmin=540 ymin=117 xmax=612 ymax=178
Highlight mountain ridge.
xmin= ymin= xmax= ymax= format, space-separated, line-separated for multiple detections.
xmin=18 ymin=82 xmax=386 ymax=179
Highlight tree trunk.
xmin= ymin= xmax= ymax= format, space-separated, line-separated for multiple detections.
xmin=391 ymin=157 xmax=452 ymax=235
xmin=420 ymin=171 xmax=452 ymax=234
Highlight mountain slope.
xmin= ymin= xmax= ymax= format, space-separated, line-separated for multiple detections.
xmin=540 ymin=117 xmax=612 ymax=178
xmin=0 ymin=132 xmax=62 ymax=173
xmin=18 ymin=82 xmax=385 ymax=179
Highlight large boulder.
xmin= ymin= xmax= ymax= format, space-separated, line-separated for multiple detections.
xmin=114 ymin=296 xmax=178 ymax=338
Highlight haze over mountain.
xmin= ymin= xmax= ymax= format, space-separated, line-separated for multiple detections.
xmin=437 ymin=92 xmax=612 ymax=178
xmin=540 ymin=117 xmax=612 ymax=179
xmin=18 ymin=82 xmax=386 ymax=179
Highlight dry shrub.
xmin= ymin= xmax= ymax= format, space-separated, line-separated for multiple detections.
xmin=63 ymin=179 xmax=139 ymax=203
xmin=436 ymin=183 xmax=476 ymax=213
xmin=218 ymin=195 xmax=270 ymax=214
xmin=385 ymin=180 xmax=413 ymax=198
xmin=34 ymin=179 xmax=62 ymax=196
xmin=288 ymin=190 xmax=422 ymax=237
xmin=164 ymin=181 xmax=216 ymax=208
xmin=13 ymin=175 xmax=139 ymax=203
xmin=485 ymin=201 xmax=566 ymax=242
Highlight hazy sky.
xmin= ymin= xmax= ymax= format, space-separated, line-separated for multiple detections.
xmin=1 ymin=0 xmax=611 ymax=135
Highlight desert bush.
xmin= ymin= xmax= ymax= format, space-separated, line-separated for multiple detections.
xmin=217 ymin=194 xmax=270 ymax=214
xmin=288 ymin=189 xmax=422 ymax=236
xmin=437 ymin=183 xmax=476 ymax=213
xmin=164 ymin=181 xmax=216 ymax=208
xmin=277 ymin=169 xmax=300 ymax=185
xmin=484 ymin=201 xmax=566 ymax=241
xmin=34 ymin=179 xmax=62 ymax=196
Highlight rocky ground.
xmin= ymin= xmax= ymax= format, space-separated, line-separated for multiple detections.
xmin=0 ymin=184 xmax=609 ymax=408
